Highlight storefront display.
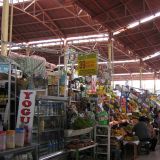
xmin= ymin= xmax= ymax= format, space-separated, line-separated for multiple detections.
xmin=0 ymin=53 xmax=159 ymax=160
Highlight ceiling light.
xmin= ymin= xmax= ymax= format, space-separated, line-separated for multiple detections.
xmin=155 ymin=12 xmax=160 ymax=17
xmin=143 ymin=51 xmax=160 ymax=61
xmin=113 ymin=59 xmax=139 ymax=63
xmin=127 ymin=22 xmax=139 ymax=29
xmin=113 ymin=72 xmax=154 ymax=76
xmin=0 ymin=0 xmax=32 ymax=6
xmin=140 ymin=15 xmax=154 ymax=23
xmin=113 ymin=29 xmax=125 ymax=35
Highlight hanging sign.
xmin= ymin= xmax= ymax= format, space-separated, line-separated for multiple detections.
xmin=78 ymin=53 xmax=97 ymax=76
xmin=16 ymin=90 xmax=36 ymax=128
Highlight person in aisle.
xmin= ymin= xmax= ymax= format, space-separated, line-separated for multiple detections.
xmin=133 ymin=116 xmax=157 ymax=151
xmin=154 ymin=111 xmax=160 ymax=128
xmin=133 ymin=116 xmax=150 ymax=140
xmin=146 ymin=118 xmax=157 ymax=151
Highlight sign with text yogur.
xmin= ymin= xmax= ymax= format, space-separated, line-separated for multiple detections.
xmin=16 ymin=90 xmax=36 ymax=128
xmin=78 ymin=54 xmax=97 ymax=76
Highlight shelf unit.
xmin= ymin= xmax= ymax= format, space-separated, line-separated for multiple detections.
xmin=94 ymin=125 xmax=111 ymax=160
xmin=0 ymin=144 xmax=38 ymax=160
xmin=33 ymin=96 xmax=67 ymax=159
xmin=0 ymin=62 xmax=17 ymax=129
xmin=65 ymin=127 xmax=96 ymax=160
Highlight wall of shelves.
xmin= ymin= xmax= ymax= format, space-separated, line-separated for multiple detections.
xmin=94 ymin=125 xmax=111 ymax=160
xmin=33 ymin=96 xmax=67 ymax=159
xmin=0 ymin=62 xmax=17 ymax=130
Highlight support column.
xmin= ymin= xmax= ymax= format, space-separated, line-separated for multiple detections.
xmin=64 ymin=39 xmax=69 ymax=97
xmin=140 ymin=59 xmax=143 ymax=88
xmin=108 ymin=32 xmax=113 ymax=85
xmin=130 ymin=73 xmax=133 ymax=87
xmin=26 ymin=47 xmax=31 ymax=56
xmin=1 ymin=0 xmax=10 ymax=56
xmin=154 ymin=72 xmax=156 ymax=94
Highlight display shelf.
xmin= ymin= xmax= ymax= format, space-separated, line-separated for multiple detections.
xmin=0 ymin=112 xmax=15 ymax=115
xmin=33 ymin=128 xmax=63 ymax=133
xmin=95 ymin=125 xmax=111 ymax=160
xmin=96 ymin=134 xmax=108 ymax=137
xmin=70 ymin=100 xmax=80 ymax=103
xmin=0 ymin=62 xmax=17 ymax=129
xmin=39 ymin=150 xmax=67 ymax=160
xmin=64 ymin=127 xmax=93 ymax=137
xmin=96 ymin=152 xmax=108 ymax=155
xmin=0 ymin=144 xmax=38 ymax=160
xmin=34 ymin=114 xmax=64 ymax=117
xmin=98 ymin=144 xmax=108 ymax=146
xmin=33 ymin=97 xmax=67 ymax=159
xmin=68 ymin=88 xmax=81 ymax=92
xmin=69 ymin=143 xmax=97 ymax=152
xmin=96 ymin=124 xmax=109 ymax=128
xmin=37 ymin=96 xmax=68 ymax=101
xmin=0 ymin=80 xmax=16 ymax=84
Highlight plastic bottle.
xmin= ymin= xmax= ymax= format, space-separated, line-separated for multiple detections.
xmin=6 ymin=130 xmax=15 ymax=149
xmin=15 ymin=128 xmax=25 ymax=147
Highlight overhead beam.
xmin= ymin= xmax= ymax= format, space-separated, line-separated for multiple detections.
xmin=120 ymin=0 xmax=158 ymax=68
xmin=57 ymin=1 xmax=101 ymax=33
xmin=13 ymin=1 xmax=64 ymax=38
xmin=144 ymin=0 xmax=160 ymax=32
xmin=36 ymin=2 xmax=65 ymax=37
xmin=91 ymin=0 xmax=122 ymax=29
xmin=13 ymin=15 xmax=89 ymax=27
xmin=12 ymin=29 xmax=27 ymax=42
xmin=13 ymin=5 xmax=73 ymax=17
xmin=13 ymin=24 xmax=101 ymax=37
xmin=133 ymin=43 xmax=160 ymax=51
xmin=116 ymin=27 xmax=157 ymax=38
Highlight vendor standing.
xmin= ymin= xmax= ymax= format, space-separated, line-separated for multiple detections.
xmin=133 ymin=116 xmax=157 ymax=151
xmin=133 ymin=116 xmax=150 ymax=140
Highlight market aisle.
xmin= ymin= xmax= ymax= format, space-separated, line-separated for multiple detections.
xmin=137 ymin=145 xmax=160 ymax=160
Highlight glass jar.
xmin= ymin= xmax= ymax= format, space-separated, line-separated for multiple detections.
xmin=15 ymin=128 xmax=25 ymax=147
xmin=0 ymin=131 xmax=6 ymax=150
xmin=6 ymin=130 xmax=15 ymax=149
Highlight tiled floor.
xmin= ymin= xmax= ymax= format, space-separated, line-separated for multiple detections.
xmin=137 ymin=145 xmax=160 ymax=160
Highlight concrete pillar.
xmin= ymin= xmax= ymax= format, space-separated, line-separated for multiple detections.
xmin=154 ymin=72 xmax=156 ymax=94
xmin=140 ymin=59 xmax=143 ymax=88
xmin=108 ymin=32 xmax=113 ymax=85
xmin=1 ymin=0 xmax=10 ymax=56
xmin=63 ymin=39 xmax=68 ymax=97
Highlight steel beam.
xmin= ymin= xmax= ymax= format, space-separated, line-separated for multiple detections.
xmin=145 ymin=0 xmax=160 ymax=32
xmin=119 ymin=0 xmax=157 ymax=70
xmin=133 ymin=43 xmax=160 ymax=51
xmin=91 ymin=0 xmax=123 ymax=29
xmin=13 ymin=1 xmax=64 ymax=38
xmin=57 ymin=1 xmax=101 ymax=33
xmin=36 ymin=2 xmax=64 ymax=37
xmin=13 ymin=15 xmax=90 ymax=27
xmin=13 ymin=5 xmax=73 ymax=17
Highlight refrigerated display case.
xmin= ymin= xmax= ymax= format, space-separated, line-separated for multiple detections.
xmin=33 ymin=96 xmax=68 ymax=159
